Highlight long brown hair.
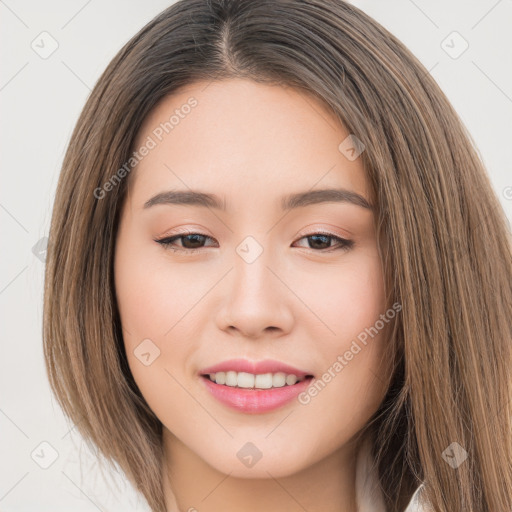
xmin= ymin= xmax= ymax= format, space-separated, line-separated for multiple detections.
xmin=43 ymin=1 xmax=512 ymax=510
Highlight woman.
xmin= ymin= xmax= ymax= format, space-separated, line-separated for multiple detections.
xmin=43 ymin=1 xmax=512 ymax=511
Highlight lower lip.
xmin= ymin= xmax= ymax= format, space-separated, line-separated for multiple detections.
xmin=200 ymin=375 xmax=314 ymax=414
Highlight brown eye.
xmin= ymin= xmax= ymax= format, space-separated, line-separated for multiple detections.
xmin=293 ymin=232 xmax=354 ymax=252
xmin=155 ymin=232 xmax=216 ymax=253
xmin=177 ymin=234 xmax=208 ymax=249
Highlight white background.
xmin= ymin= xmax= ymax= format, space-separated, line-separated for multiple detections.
xmin=1 ymin=1 xmax=511 ymax=510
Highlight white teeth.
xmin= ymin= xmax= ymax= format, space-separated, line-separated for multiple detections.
xmin=272 ymin=372 xmax=286 ymax=388
xmin=237 ymin=372 xmax=255 ymax=388
xmin=255 ymin=373 xmax=273 ymax=389
xmin=206 ymin=371 xmax=305 ymax=389
xmin=286 ymin=374 xmax=297 ymax=386
xmin=213 ymin=372 xmax=225 ymax=385
xmin=225 ymin=371 xmax=238 ymax=387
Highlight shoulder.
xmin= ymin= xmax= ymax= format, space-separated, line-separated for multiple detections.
xmin=403 ymin=483 xmax=428 ymax=511
xmin=355 ymin=437 xmax=427 ymax=512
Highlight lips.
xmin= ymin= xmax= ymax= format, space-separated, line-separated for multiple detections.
xmin=198 ymin=358 xmax=315 ymax=414
xmin=201 ymin=375 xmax=314 ymax=413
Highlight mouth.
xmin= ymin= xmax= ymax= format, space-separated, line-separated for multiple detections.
xmin=199 ymin=372 xmax=315 ymax=414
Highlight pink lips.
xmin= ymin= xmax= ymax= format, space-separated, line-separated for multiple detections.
xmin=199 ymin=358 xmax=314 ymax=414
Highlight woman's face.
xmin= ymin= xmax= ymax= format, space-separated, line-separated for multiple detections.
xmin=114 ymin=78 xmax=393 ymax=478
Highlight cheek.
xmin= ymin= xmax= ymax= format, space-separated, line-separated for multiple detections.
xmin=299 ymin=250 xmax=386 ymax=340
xmin=296 ymin=250 xmax=390 ymax=425
xmin=114 ymin=235 xmax=201 ymax=339
xmin=114 ymin=239 xmax=197 ymax=404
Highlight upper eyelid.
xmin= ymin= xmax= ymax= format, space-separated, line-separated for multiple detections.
xmin=157 ymin=230 xmax=350 ymax=242
xmin=159 ymin=224 xmax=351 ymax=240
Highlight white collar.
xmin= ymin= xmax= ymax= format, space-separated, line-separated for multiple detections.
xmin=355 ymin=437 xmax=426 ymax=511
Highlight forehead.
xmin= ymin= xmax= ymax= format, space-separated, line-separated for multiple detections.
xmin=129 ymin=78 xmax=371 ymax=208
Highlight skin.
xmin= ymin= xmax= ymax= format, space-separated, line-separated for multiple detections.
xmin=114 ymin=78 xmax=393 ymax=512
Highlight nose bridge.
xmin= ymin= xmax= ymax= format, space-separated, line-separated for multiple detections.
xmin=215 ymin=233 xmax=294 ymax=337
xmin=231 ymin=234 xmax=275 ymax=300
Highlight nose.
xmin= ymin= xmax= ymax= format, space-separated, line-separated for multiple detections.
xmin=214 ymin=242 xmax=294 ymax=340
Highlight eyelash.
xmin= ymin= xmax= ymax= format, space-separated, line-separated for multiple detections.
xmin=154 ymin=230 xmax=354 ymax=254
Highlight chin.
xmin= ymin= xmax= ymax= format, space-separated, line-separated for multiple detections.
xmin=201 ymin=444 xmax=309 ymax=479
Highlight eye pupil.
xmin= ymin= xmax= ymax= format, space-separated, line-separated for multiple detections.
xmin=308 ymin=234 xmax=330 ymax=249
xmin=182 ymin=234 xmax=205 ymax=248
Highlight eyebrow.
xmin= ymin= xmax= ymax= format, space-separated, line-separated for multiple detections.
xmin=143 ymin=188 xmax=373 ymax=211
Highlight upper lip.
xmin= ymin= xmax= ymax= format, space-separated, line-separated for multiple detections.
xmin=200 ymin=359 xmax=314 ymax=379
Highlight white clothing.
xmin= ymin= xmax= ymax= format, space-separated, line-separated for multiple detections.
xmin=355 ymin=437 xmax=426 ymax=512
